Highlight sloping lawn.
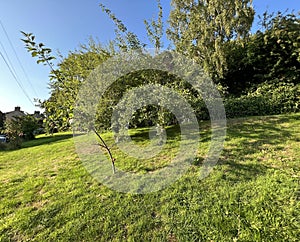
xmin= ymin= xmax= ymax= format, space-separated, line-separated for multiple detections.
xmin=0 ymin=114 xmax=299 ymax=241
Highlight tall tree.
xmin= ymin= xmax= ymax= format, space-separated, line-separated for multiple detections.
xmin=167 ymin=0 xmax=255 ymax=79
xmin=21 ymin=33 xmax=112 ymax=133
xmin=254 ymin=12 xmax=300 ymax=84
xmin=220 ymin=11 xmax=300 ymax=95
xmin=144 ymin=0 xmax=164 ymax=53
xmin=99 ymin=3 xmax=145 ymax=52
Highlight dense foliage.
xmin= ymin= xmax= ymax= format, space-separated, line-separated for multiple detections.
xmin=4 ymin=115 xmax=39 ymax=149
xmin=221 ymin=12 xmax=300 ymax=95
xmin=21 ymin=4 xmax=299 ymax=133
xmin=41 ymin=44 xmax=111 ymax=133
xmin=22 ymin=33 xmax=112 ymax=133
xmin=168 ymin=0 xmax=255 ymax=78
xmin=225 ymin=82 xmax=300 ymax=118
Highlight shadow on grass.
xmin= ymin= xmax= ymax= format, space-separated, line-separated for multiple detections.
xmin=189 ymin=114 xmax=299 ymax=183
xmin=129 ymin=126 xmax=181 ymax=143
xmin=129 ymin=123 xmax=212 ymax=143
xmin=214 ymin=114 xmax=300 ymax=182
xmin=225 ymin=115 xmax=297 ymax=156
xmin=218 ymin=159 xmax=270 ymax=182
xmin=21 ymin=133 xmax=73 ymax=149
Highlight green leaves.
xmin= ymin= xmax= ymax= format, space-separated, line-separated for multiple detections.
xmin=224 ymin=82 xmax=300 ymax=118
xmin=99 ymin=3 xmax=145 ymax=52
xmin=31 ymin=51 xmax=38 ymax=57
xmin=21 ymin=31 xmax=112 ymax=133
xmin=144 ymin=0 xmax=164 ymax=52
xmin=217 ymin=11 xmax=300 ymax=95
xmin=4 ymin=114 xmax=40 ymax=149
xmin=21 ymin=32 xmax=56 ymax=67
xmin=168 ymin=0 xmax=255 ymax=79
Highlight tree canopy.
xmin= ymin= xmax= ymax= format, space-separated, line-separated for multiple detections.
xmin=22 ymin=33 xmax=112 ymax=133
xmin=21 ymin=3 xmax=299 ymax=133
xmin=167 ymin=0 xmax=255 ymax=79
xmin=221 ymin=11 xmax=300 ymax=94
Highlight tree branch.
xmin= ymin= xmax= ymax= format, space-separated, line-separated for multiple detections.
xmin=93 ymin=128 xmax=116 ymax=174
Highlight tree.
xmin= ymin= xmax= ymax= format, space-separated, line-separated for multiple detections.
xmin=5 ymin=115 xmax=39 ymax=149
xmin=144 ymin=0 xmax=164 ymax=53
xmin=0 ymin=112 xmax=4 ymax=130
xmin=99 ymin=0 xmax=184 ymax=132
xmin=220 ymin=11 xmax=300 ymax=95
xmin=253 ymin=12 xmax=300 ymax=84
xmin=99 ymin=3 xmax=145 ymax=52
xmin=21 ymin=33 xmax=112 ymax=133
xmin=167 ymin=0 xmax=255 ymax=79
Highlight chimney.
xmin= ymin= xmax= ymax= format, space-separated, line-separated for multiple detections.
xmin=15 ymin=106 xmax=21 ymax=112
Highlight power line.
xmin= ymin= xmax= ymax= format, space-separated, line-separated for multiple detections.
xmin=0 ymin=50 xmax=35 ymax=107
xmin=0 ymin=19 xmax=39 ymax=97
xmin=0 ymin=39 xmax=26 ymax=92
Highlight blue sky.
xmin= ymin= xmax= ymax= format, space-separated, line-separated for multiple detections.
xmin=0 ymin=0 xmax=299 ymax=114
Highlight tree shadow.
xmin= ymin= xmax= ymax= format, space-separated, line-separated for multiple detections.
xmin=129 ymin=122 xmax=212 ymax=143
xmin=217 ymin=158 xmax=270 ymax=183
xmin=21 ymin=133 xmax=74 ymax=149
xmin=199 ymin=114 xmax=299 ymax=182
xmin=128 ymin=126 xmax=181 ymax=143
xmin=225 ymin=115 xmax=297 ymax=156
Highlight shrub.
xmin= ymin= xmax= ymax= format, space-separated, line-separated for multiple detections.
xmin=4 ymin=115 xmax=39 ymax=149
xmin=224 ymin=82 xmax=300 ymax=118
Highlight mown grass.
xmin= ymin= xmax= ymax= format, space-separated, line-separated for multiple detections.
xmin=0 ymin=114 xmax=299 ymax=241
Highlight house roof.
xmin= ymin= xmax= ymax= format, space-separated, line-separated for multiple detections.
xmin=5 ymin=107 xmax=26 ymax=120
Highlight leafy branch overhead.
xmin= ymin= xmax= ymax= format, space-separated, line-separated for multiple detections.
xmin=21 ymin=31 xmax=56 ymax=67
xmin=144 ymin=0 xmax=164 ymax=51
xmin=99 ymin=3 xmax=145 ymax=51
xmin=20 ymin=31 xmax=67 ymax=89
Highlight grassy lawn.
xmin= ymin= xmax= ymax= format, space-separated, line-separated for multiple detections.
xmin=0 ymin=114 xmax=299 ymax=241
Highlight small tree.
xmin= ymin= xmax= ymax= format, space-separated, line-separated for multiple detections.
xmin=5 ymin=115 xmax=39 ymax=149
xmin=5 ymin=119 xmax=22 ymax=149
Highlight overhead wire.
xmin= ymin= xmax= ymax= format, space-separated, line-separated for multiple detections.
xmin=0 ymin=38 xmax=26 ymax=92
xmin=0 ymin=19 xmax=39 ymax=97
xmin=0 ymin=49 xmax=35 ymax=107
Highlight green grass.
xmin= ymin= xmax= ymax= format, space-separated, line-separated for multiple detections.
xmin=0 ymin=114 xmax=299 ymax=241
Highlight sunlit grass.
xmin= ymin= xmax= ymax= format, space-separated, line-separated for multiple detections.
xmin=0 ymin=114 xmax=299 ymax=241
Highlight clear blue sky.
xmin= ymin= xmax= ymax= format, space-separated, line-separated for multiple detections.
xmin=0 ymin=0 xmax=299 ymax=114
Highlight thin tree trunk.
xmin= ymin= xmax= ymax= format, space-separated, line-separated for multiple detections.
xmin=93 ymin=128 xmax=116 ymax=174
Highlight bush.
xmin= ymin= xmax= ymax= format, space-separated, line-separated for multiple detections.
xmin=224 ymin=82 xmax=300 ymax=118
xmin=4 ymin=115 xmax=39 ymax=149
